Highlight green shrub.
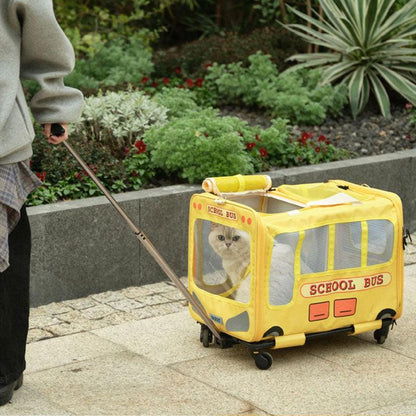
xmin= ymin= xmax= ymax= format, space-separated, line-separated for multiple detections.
xmin=284 ymin=0 xmax=416 ymax=118
xmin=205 ymin=52 xmax=348 ymax=125
xmin=65 ymin=38 xmax=154 ymax=91
xmin=153 ymin=88 xmax=201 ymax=119
xmin=74 ymin=89 xmax=168 ymax=154
xmin=144 ymin=109 xmax=255 ymax=182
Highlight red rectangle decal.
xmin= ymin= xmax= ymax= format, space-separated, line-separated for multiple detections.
xmin=309 ymin=302 xmax=330 ymax=321
xmin=334 ymin=298 xmax=357 ymax=317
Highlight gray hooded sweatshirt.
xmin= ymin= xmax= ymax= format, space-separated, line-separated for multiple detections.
xmin=0 ymin=0 xmax=84 ymax=164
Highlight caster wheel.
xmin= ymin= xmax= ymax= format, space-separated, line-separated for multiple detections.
xmin=374 ymin=325 xmax=389 ymax=345
xmin=253 ymin=351 xmax=273 ymax=370
xmin=376 ymin=335 xmax=386 ymax=344
xmin=200 ymin=326 xmax=213 ymax=348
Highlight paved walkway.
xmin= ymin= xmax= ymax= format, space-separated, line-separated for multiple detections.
xmin=1 ymin=236 xmax=415 ymax=415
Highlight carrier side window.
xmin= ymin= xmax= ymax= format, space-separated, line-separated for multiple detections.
xmin=367 ymin=220 xmax=394 ymax=266
xmin=269 ymin=232 xmax=298 ymax=306
xmin=193 ymin=219 xmax=251 ymax=303
xmin=334 ymin=222 xmax=362 ymax=270
xmin=301 ymin=226 xmax=328 ymax=274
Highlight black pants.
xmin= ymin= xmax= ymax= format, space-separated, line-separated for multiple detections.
xmin=0 ymin=206 xmax=31 ymax=385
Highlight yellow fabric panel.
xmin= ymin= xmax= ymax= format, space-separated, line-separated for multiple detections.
xmin=202 ymin=174 xmax=272 ymax=195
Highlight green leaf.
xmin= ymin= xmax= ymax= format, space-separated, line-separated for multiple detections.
xmin=348 ymin=66 xmax=366 ymax=118
xmin=368 ymin=70 xmax=391 ymax=118
xmin=374 ymin=64 xmax=416 ymax=104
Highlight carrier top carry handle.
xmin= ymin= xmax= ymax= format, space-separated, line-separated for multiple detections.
xmin=50 ymin=124 xmax=222 ymax=340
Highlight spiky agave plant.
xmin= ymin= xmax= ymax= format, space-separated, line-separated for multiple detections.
xmin=282 ymin=0 xmax=416 ymax=118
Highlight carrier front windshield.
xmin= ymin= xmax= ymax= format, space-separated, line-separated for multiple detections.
xmin=193 ymin=219 xmax=251 ymax=304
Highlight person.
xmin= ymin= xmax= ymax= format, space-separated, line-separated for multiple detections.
xmin=0 ymin=0 xmax=84 ymax=405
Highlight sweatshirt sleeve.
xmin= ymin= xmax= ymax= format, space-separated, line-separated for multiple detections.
xmin=16 ymin=0 xmax=84 ymax=123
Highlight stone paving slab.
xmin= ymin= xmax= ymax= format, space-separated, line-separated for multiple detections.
xmin=23 ymin=351 xmax=251 ymax=416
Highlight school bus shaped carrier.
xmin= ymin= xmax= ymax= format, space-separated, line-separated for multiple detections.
xmin=188 ymin=175 xmax=407 ymax=369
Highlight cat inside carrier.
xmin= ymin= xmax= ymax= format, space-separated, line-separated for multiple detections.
xmin=188 ymin=175 xmax=405 ymax=369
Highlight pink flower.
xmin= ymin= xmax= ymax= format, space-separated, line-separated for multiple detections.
xmin=405 ymin=103 xmax=412 ymax=110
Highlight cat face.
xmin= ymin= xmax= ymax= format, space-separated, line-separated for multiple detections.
xmin=208 ymin=223 xmax=250 ymax=260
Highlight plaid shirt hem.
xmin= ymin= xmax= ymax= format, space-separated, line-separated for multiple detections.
xmin=0 ymin=162 xmax=41 ymax=272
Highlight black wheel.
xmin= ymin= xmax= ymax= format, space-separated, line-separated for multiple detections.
xmin=374 ymin=319 xmax=391 ymax=344
xmin=374 ymin=328 xmax=388 ymax=344
xmin=200 ymin=326 xmax=212 ymax=348
xmin=375 ymin=334 xmax=387 ymax=344
xmin=253 ymin=351 xmax=273 ymax=370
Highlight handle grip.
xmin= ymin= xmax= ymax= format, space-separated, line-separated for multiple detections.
xmin=50 ymin=123 xmax=66 ymax=137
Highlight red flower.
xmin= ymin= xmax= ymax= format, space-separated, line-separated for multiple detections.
xmin=174 ymin=67 xmax=182 ymax=75
xmin=141 ymin=77 xmax=149 ymax=84
xmin=162 ymin=77 xmax=170 ymax=85
xmin=298 ymin=131 xmax=314 ymax=146
xmin=255 ymin=134 xmax=262 ymax=142
xmin=259 ymin=147 xmax=268 ymax=158
xmin=246 ymin=142 xmax=256 ymax=150
xmin=132 ymin=170 xmax=138 ymax=177
xmin=185 ymin=78 xmax=194 ymax=88
xmin=195 ymin=78 xmax=203 ymax=87
xmin=151 ymin=81 xmax=159 ymax=88
xmin=315 ymin=146 xmax=321 ymax=153
xmin=35 ymin=171 xmax=46 ymax=182
xmin=318 ymin=134 xmax=327 ymax=142
xmin=204 ymin=63 xmax=212 ymax=69
xmin=405 ymin=102 xmax=412 ymax=110
xmin=134 ymin=140 xmax=147 ymax=154
xmin=301 ymin=131 xmax=314 ymax=140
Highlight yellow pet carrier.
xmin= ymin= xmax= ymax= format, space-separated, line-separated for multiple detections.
xmin=188 ymin=175 xmax=406 ymax=369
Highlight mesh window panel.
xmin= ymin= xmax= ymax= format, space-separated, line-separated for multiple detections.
xmin=334 ymin=222 xmax=362 ymax=270
xmin=194 ymin=219 xmax=251 ymax=302
xmin=269 ymin=232 xmax=299 ymax=306
xmin=301 ymin=226 xmax=328 ymax=274
xmin=367 ymin=220 xmax=394 ymax=266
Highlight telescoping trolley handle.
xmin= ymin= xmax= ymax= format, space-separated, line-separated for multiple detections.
xmin=50 ymin=124 xmax=222 ymax=341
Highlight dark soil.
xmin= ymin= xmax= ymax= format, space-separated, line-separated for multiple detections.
xmin=220 ymin=102 xmax=416 ymax=159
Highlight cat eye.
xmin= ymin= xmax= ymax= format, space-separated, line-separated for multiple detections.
xmin=232 ymin=236 xmax=240 ymax=241
xmin=217 ymin=235 xmax=225 ymax=241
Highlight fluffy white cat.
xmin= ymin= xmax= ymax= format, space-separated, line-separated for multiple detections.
xmin=208 ymin=223 xmax=295 ymax=304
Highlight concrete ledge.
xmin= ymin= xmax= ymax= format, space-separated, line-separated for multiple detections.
xmin=28 ymin=149 xmax=416 ymax=306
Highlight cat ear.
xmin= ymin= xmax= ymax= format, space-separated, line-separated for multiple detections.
xmin=210 ymin=222 xmax=221 ymax=230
